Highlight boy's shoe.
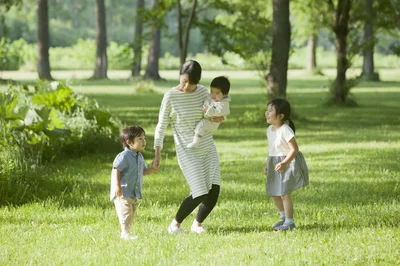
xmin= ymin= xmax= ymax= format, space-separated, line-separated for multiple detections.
xmin=120 ymin=232 xmax=138 ymax=241
xmin=272 ymin=219 xmax=285 ymax=230
xmin=191 ymin=224 xmax=206 ymax=234
xmin=168 ymin=224 xmax=183 ymax=234
xmin=276 ymin=223 xmax=296 ymax=231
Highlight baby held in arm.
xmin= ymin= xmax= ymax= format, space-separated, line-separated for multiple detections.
xmin=187 ymin=76 xmax=231 ymax=148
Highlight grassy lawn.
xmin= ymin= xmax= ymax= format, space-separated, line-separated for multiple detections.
xmin=1 ymin=69 xmax=399 ymax=265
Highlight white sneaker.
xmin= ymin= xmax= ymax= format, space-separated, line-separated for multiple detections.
xmin=120 ymin=232 xmax=138 ymax=241
xmin=168 ymin=224 xmax=183 ymax=234
xmin=191 ymin=224 xmax=206 ymax=234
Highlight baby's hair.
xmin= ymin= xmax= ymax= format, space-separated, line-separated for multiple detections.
xmin=120 ymin=125 xmax=145 ymax=149
xmin=267 ymin=98 xmax=296 ymax=133
xmin=210 ymin=76 xmax=230 ymax=95
xmin=180 ymin=60 xmax=202 ymax=84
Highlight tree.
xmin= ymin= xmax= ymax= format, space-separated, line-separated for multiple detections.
xmin=92 ymin=0 xmax=108 ymax=79
xmin=177 ymin=0 xmax=197 ymax=66
xmin=328 ymin=0 xmax=352 ymax=104
xmin=267 ymin=0 xmax=291 ymax=99
xmin=144 ymin=0 xmax=162 ymax=80
xmin=291 ymin=0 xmax=326 ymax=74
xmin=198 ymin=1 xmax=271 ymax=74
xmin=131 ymin=0 xmax=144 ymax=77
xmin=37 ymin=0 xmax=52 ymax=80
xmin=361 ymin=0 xmax=379 ymax=81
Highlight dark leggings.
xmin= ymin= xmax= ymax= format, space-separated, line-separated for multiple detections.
xmin=175 ymin=184 xmax=220 ymax=223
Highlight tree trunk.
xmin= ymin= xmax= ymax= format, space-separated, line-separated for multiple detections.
xmin=177 ymin=0 xmax=197 ymax=66
xmin=307 ymin=33 xmax=317 ymax=73
xmin=92 ymin=0 xmax=108 ymax=79
xmin=131 ymin=0 xmax=144 ymax=77
xmin=361 ymin=0 xmax=379 ymax=81
xmin=267 ymin=0 xmax=291 ymax=99
xmin=332 ymin=0 xmax=351 ymax=103
xmin=37 ymin=0 xmax=52 ymax=80
xmin=144 ymin=0 xmax=162 ymax=80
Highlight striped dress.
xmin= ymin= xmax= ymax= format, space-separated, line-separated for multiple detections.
xmin=154 ymin=85 xmax=221 ymax=198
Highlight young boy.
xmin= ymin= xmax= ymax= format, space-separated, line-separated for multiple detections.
xmin=187 ymin=76 xmax=231 ymax=148
xmin=110 ymin=125 xmax=159 ymax=240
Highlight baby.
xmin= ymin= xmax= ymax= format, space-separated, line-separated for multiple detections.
xmin=187 ymin=76 xmax=231 ymax=148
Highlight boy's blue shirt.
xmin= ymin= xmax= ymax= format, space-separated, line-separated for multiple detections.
xmin=110 ymin=147 xmax=147 ymax=201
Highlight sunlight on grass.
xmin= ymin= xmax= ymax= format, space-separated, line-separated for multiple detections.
xmin=1 ymin=69 xmax=399 ymax=265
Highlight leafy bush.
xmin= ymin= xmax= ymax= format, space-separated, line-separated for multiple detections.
xmin=0 ymin=81 xmax=120 ymax=176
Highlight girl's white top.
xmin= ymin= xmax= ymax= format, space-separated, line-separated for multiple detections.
xmin=267 ymin=124 xmax=295 ymax=156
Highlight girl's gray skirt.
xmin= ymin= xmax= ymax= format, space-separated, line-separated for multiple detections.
xmin=266 ymin=151 xmax=309 ymax=196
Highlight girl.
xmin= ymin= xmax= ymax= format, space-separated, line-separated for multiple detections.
xmin=264 ymin=99 xmax=309 ymax=231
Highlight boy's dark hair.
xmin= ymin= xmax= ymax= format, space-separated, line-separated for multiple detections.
xmin=210 ymin=76 xmax=230 ymax=95
xmin=267 ymin=98 xmax=296 ymax=134
xmin=180 ymin=60 xmax=202 ymax=84
xmin=120 ymin=126 xmax=145 ymax=149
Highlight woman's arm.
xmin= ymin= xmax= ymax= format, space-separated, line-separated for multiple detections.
xmin=274 ymin=137 xmax=298 ymax=172
xmin=153 ymin=146 xmax=162 ymax=169
xmin=153 ymin=93 xmax=171 ymax=168
xmin=154 ymin=93 xmax=171 ymax=149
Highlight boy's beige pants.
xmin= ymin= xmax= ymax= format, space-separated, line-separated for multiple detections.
xmin=114 ymin=196 xmax=139 ymax=233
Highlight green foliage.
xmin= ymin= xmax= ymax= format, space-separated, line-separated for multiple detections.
xmin=0 ymin=37 xmax=24 ymax=70
xmin=0 ymin=81 xmax=120 ymax=179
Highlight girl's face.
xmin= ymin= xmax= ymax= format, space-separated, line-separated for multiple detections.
xmin=210 ymin=87 xmax=224 ymax=101
xmin=127 ymin=133 xmax=146 ymax=152
xmin=265 ymin=104 xmax=283 ymax=126
xmin=179 ymin=74 xmax=197 ymax=92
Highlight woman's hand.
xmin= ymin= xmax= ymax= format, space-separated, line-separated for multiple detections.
xmin=210 ymin=116 xmax=224 ymax=122
xmin=154 ymin=147 xmax=162 ymax=169
xmin=202 ymin=105 xmax=209 ymax=112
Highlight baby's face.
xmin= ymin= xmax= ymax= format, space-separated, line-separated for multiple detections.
xmin=210 ymin=87 xmax=225 ymax=101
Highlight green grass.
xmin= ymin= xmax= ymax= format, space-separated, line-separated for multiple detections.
xmin=1 ymin=69 xmax=400 ymax=265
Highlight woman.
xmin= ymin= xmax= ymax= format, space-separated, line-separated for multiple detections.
xmin=153 ymin=60 xmax=223 ymax=234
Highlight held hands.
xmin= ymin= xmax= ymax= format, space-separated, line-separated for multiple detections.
xmin=151 ymin=159 xmax=160 ymax=172
xmin=202 ymin=105 xmax=209 ymax=112
xmin=153 ymin=151 xmax=161 ymax=169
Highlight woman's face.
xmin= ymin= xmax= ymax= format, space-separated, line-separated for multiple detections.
xmin=179 ymin=74 xmax=197 ymax=92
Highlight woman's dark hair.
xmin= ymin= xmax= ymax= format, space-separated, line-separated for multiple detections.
xmin=267 ymin=98 xmax=296 ymax=133
xmin=120 ymin=125 xmax=145 ymax=149
xmin=210 ymin=76 xmax=230 ymax=95
xmin=180 ymin=60 xmax=202 ymax=84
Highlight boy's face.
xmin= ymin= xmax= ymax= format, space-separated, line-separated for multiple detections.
xmin=127 ymin=133 xmax=146 ymax=152
xmin=210 ymin=87 xmax=225 ymax=101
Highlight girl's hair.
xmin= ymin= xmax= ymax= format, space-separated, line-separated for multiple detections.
xmin=120 ymin=125 xmax=145 ymax=149
xmin=180 ymin=60 xmax=202 ymax=84
xmin=268 ymin=98 xmax=296 ymax=133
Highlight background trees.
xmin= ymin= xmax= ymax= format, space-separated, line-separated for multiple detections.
xmin=92 ymin=0 xmax=108 ymax=79
xmin=37 ymin=0 xmax=52 ymax=80
xmin=1 ymin=0 xmax=399 ymax=103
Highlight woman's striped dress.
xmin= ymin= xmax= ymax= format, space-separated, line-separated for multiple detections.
xmin=154 ymin=85 xmax=221 ymax=198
